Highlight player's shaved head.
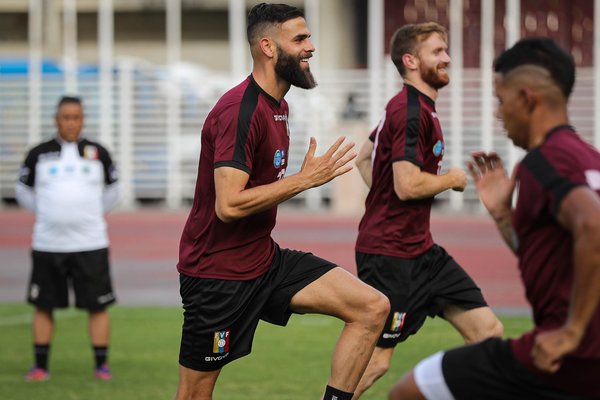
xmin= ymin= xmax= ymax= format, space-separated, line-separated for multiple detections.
xmin=247 ymin=3 xmax=304 ymax=56
xmin=499 ymin=65 xmax=566 ymax=108
xmin=494 ymin=37 xmax=575 ymax=99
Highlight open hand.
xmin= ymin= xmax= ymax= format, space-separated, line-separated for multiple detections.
xmin=467 ymin=152 xmax=515 ymax=217
xmin=299 ymin=136 xmax=356 ymax=188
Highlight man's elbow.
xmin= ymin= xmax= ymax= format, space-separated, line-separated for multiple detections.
xmin=394 ymin=183 xmax=414 ymax=201
xmin=215 ymin=203 xmax=239 ymax=223
xmin=578 ymin=212 xmax=600 ymax=242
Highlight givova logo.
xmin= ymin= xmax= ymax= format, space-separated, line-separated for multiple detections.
xmin=213 ymin=330 xmax=230 ymax=353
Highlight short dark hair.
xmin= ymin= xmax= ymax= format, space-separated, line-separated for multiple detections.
xmin=57 ymin=95 xmax=82 ymax=110
xmin=247 ymin=3 xmax=304 ymax=45
xmin=494 ymin=37 xmax=575 ymax=98
xmin=390 ymin=22 xmax=448 ymax=77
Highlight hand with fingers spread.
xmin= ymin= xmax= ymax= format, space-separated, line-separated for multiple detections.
xmin=467 ymin=152 xmax=516 ymax=219
xmin=299 ymin=136 xmax=356 ymax=188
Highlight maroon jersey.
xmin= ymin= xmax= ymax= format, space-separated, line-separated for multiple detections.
xmin=356 ymin=84 xmax=444 ymax=258
xmin=510 ymin=126 xmax=600 ymax=396
xmin=177 ymin=75 xmax=290 ymax=280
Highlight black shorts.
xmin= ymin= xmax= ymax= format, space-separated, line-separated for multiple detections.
xmin=179 ymin=245 xmax=336 ymax=371
xmin=356 ymin=244 xmax=487 ymax=347
xmin=28 ymin=248 xmax=116 ymax=311
xmin=432 ymin=338 xmax=585 ymax=399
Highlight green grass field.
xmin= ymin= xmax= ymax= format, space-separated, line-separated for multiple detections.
xmin=0 ymin=304 xmax=532 ymax=399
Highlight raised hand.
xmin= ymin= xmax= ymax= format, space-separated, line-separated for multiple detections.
xmin=299 ymin=136 xmax=356 ymax=188
xmin=467 ymin=152 xmax=515 ymax=217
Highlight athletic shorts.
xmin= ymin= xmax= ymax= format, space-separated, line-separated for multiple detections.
xmin=414 ymin=338 xmax=586 ymax=400
xmin=178 ymin=245 xmax=336 ymax=371
xmin=356 ymin=244 xmax=487 ymax=347
xmin=27 ymin=248 xmax=116 ymax=311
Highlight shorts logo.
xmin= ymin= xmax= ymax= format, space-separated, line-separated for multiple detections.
xmin=29 ymin=284 xmax=40 ymax=300
xmin=274 ymin=149 xmax=285 ymax=168
xmin=390 ymin=311 xmax=406 ymax=333
xmin=97 ymin=292 xmax=115 ymax=304
xmin=433 ymin=140 xmax=444 ymax=156
xmin=213 ymin=330 xmax=230 ymax=353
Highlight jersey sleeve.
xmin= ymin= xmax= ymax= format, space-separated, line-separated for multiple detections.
xmin=97 ymin=145 xmax=119 ymax=185
xmin=369 ymin=111 xmax=386 ymax=142
xmin=18 ymin=149 xmax=37 ymax=187
xmin=15 ymin=148 xmax=38 ymax=211
xmin=213 ymin=103 xmax=262 ymax=175
xmin=522 ymin=145 xmax=582 ymax=216
xmin=390 ymin=105 xmax=430 ymax=168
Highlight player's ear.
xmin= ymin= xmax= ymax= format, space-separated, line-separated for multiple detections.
xmin=520 ymin=87 xmax=538 ymax=113
xmin=259 ymin=38 xmax=276 ymax=59
xmin=402 ymin=53 xmax=418 ymax=72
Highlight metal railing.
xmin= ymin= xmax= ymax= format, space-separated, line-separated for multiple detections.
xmin=0 ymin=62 xmax=596 ymax=211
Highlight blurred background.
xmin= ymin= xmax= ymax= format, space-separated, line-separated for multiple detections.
xmin=1 ymin=0 xmax=600 ymax=311
xmin=1 ymin=0 xmax=598 ymax=213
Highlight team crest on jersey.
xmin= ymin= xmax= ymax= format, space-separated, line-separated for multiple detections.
xmin=84 ymin=145 xmax=98 ymax=160
xmin=433 ymin=140 xmax=444 ymax=156
xmin=274 ymin=149 xmax=286 ymax=168
xmin=213 ymin=329 xmax=230 ymax=353
xmin=390 ymin=311 xmax=406 ymax=332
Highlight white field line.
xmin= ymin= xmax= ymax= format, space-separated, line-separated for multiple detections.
xmin=0 ymin=310 xmax=79 ymax=326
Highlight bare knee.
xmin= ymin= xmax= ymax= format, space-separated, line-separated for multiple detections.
xmin=488 ymin=318 xmax=504 ymax=339
xmin=447 ymin=306 xmax=504 ymax=344
xmin=176 ymin=366 xmax=219 ymax=400
xmin=388 ymin=371 xmax=425 ymax=400
xmin=359 ymin=289 xmax=390 ymax=332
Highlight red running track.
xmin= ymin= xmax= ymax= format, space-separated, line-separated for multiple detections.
xmin=0 ymin=208 xmax=528 ymax=312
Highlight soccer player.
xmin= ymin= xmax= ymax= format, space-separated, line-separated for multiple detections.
xmin=175 ymin=4 xmax=389 ymax=400
xmin=352 ymin=22 xmax=503 ymax=398
xmin=16 ymin=96 xmax=119 ymax=381
xmin=389 ymin=37 xmax=600 ymax=400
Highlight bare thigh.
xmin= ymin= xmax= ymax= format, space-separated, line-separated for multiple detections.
xmin=289 ymin=267 xmax=388 ymax=322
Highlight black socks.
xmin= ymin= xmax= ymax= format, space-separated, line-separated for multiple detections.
xmin=323 ymin=385 xmax=354 ymax=400
xmin=93 ymin=346 xmax=108 ymax=369
xmin=34 ymin=344 xmax=50 ymax=370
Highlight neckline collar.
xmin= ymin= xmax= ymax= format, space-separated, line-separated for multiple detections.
xmin=404 ymin=84 xmax=436 ymax=106
xmin=543 ymin=124 xmax=574 ymax=143
xmin=249 ymin=74 xmax=281 ymax=107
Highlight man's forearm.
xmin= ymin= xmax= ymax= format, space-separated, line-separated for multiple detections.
xmin=490 ymin=210 xmax=518 ymax=253
xmin=216 ymin=173 xmax=310 ymax=222
xmin=395 ymin=170 xmax=455 ymax=201
xmin=565 ymin=220 xmax=600 ymax=338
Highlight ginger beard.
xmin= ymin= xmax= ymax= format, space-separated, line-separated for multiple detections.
xmin=420 ymin=59 xmax=450 ymax=90
xmin=275 ymin=45 xmax=317 ymax=89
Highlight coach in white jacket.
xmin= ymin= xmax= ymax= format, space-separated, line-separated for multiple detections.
xmin=16 ymin=95 xmax=119 ymax=381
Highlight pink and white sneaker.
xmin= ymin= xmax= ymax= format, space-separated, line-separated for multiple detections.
xmin=94 ymin=363 xmax=112 ymax=380
xmin=25 ymin=367 xmax=50 ymax=381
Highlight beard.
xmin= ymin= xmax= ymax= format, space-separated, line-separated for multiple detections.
xmin=420 ymin=62 xmax=450 ymax=89
xmin=275 ymin=46 xmax=317 ymax=89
